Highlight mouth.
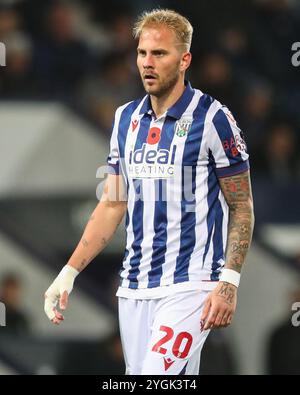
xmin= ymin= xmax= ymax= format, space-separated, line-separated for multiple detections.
xmin=143 ymin=74 xmax=158 ymax=82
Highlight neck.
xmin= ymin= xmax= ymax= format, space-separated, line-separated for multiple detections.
xmin=150 ymin=77 xmax=186 ymax=118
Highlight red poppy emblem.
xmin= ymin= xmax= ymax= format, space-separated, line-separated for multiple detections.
xmin=147 ymin=127 xmax=161 ymax=145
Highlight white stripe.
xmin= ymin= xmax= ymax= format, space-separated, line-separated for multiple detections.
xmin=202 ymin=222 xmax=216 ymax=272
xmin=219 ymin=189 xmax=229 ymax=267
xmin=160 ymin=89 xmax=203 ymax=286
xmin=221 ymin=106 xmax=249 ymax=163
xmin=188 ymin=96 xmax=220 ymax=280
xmin=108 ymin=102 xmax=133 ymax=167
xmin=137 ymin=116 xmax=165 ymax=286
xmin=203 ymin=99 xmax=231 ymax=169
xmin=120 ymin=96 xmax=149 ymax=287
xmin=188 ymin=164 xmax=211 ymax=281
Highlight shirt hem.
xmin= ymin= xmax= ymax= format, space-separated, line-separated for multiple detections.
xmin=116 ymin=280 xmax=218 ymax=299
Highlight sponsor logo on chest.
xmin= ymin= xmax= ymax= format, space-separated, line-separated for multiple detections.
xmin=128 ymin=143 xmax=177 ymax=179
xmin=127 ymin=117 xmax=192 ymax=179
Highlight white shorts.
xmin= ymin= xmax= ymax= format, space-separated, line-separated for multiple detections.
xmin=118 ymin=289 xmax=211 ymax=375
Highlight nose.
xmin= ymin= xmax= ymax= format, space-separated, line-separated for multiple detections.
xmin=143 ymin=54 xmax=155 ymax=69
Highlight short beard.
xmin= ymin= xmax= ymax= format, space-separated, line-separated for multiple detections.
xmin=144 ymin=70 xmax=180 ymax=98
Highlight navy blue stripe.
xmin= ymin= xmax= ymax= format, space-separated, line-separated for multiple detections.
xmin=139 ymin=95 xmax=151 ymax=115
xmin=167 ymin=81 xmax=194 ymax=119
xmin=202 ymin=153 xmax=220 ymax=268
xmin=117 ymin=100 xmax=142 ymax=160
xmin=202 ymin=152 xmax=222 ymax=274
xmin=179 ymin=361 xmax=188 ymax=375
xmin=147 ymin=178 xmax=167 ymax=288
xmin=119 ymin=186 xmax=130 ymax=285
xmin=174 ymin=94 xmax=214 ymax=284
xmin=106 ymin=114 xmax=117 ymax=168
xmin=204 ymin=151 xmax=225 ymax=281
xmin=215 ymin=160 xmax=249 ymax=178
xmin=126 ymin=115 xmax=152 ymax=288
xmin=116 ymin=100 xmax=143 ymax=285
xmin=147 ymin=116 xmax=176 ymax=288
xmin=127 ymin=179 xmax=144 ymax=289
xmin=107 ymin=163 xmax=120 ymax=175
xmin=119 ymin=248 xmax=129 ymax=286
xmin=211 ymin=199 xmax=224 ymax=281
xmin=212 ymin=109 xmax=244 ymax=166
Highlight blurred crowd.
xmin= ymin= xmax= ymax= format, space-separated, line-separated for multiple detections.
xmin=0 ymin=273 xmax=30 ymax=335
xmin=0 ymin=0 xmax=300 ymax=182
xmin=0 ymin=0 xmax=300 ymax=374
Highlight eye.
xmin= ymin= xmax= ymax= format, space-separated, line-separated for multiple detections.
xmin=154 ymin=51 xmax=165 ymax=57
xmin=137 ymin=49 xmax=146 ymax=57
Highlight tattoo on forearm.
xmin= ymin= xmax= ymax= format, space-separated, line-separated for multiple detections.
xmin=82 ymin=238 xmax=89 ymax=247
xmin=223 ymin=174 xmax=250 ymax=200
xmin=79 ymin=258 xmax=88 ymax=271
xmin=101 ymin=237 xmax=108 ymax=246
xmin=219 ymin=171 xmax=254 ymax=273
xmin=79 ymin=236 xmax=109 ymax=271
xmin=231 ymin=241 xmax=249 ymax=253
xmin=217 ymin=282 xmax=235 ymax=305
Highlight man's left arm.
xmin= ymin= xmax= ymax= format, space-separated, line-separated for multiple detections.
xmin=201 ymin=169 xmax=254 ymax=330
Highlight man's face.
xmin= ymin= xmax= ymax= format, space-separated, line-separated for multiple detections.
xmin=137 ymin=25 xmax=190 ymax=97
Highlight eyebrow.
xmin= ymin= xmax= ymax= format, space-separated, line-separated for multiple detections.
xmin=137 ymin=47 xmax=169 ymax=52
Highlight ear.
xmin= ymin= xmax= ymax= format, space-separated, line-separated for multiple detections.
xmin=180 ymin=52 xmax=192 ymax=72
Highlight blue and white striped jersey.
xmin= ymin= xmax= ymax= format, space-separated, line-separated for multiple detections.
xmin=107 ymin=82 xmax=249 ymax=299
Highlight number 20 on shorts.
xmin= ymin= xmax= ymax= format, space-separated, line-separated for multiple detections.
xmin=152 ymin=325 xmax=193 ymax=358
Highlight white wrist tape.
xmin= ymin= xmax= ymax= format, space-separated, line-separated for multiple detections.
xmin=219 ymin=268 xmax=240 ymax=288
xmin=44 ymin=265 xmax=79 ymax=321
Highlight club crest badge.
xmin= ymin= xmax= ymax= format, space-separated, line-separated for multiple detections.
xmin=174 ymin=118 xmax=192 ymax=137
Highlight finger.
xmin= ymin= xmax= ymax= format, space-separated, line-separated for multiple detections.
xmin=203 ymin=307 xmax=219 ymax=330
xmin=218 ymin=305 xmax=234 ymax=327
xmin=44 ymin=295 xmax=57 ymax=321
xmin=213 ymin=313 xmax=225 ymax=328
xmin=52 ymin=317 xmax=62 ymax=325
xmin=200 ymin=297 xmax=211 ymax=322
xmin=51 ymin=310 xmax=64 ymax=325
xmin=60 ymin=290 xmax=69 ymax=310
xmin=220 ymin=315 xmax=229 ymax=327
xmin=54 ymin=309 xmax=64 ymax=320
xmin=52 ymin=317 xmax=64 ymax=325
xmin=221 ymin=313 xmax=232 ymax=327
xmin=226 ymin=315 xmax=233 ymax=326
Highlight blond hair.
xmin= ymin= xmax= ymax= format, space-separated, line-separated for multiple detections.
xmin=133 ymin=9 xmax=193 ymax=51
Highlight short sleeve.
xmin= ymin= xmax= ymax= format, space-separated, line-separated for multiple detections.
xmin=208 ymin=106 xmax=249 ymax=178
xmin=107 ymin=110 xmax=121 ymax=175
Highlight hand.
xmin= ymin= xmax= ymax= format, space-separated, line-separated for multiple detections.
xmin=44 ymin=265 xmax=79 ymax=325
xmin=200 ymin=281 xmax=237 ymax=331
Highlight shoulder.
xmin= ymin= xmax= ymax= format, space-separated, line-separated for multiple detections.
xmin=191 ymin=89 xmax=222 ymax=118
xmin=115 ymin=96 xmax=146 ymax=118
xmin=196 ymin=93 xmax=240 ymax=132
xmin=190 ymin=90 xmax=223 ymax=126
xmin=111 ymin=96 xmax=147 ymax=136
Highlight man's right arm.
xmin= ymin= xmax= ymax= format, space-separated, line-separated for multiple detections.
xmin=44 ymin=174 xmax=127 ymax=324
xmin=67 ymin=175 xmax=127 ymax=273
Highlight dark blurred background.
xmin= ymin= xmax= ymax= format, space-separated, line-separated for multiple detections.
xmin=0 ymin=0 xmax=300 ymax=375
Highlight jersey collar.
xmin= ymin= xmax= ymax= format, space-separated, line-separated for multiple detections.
xmin=139 ymin=81 xmax=194 ymax=120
